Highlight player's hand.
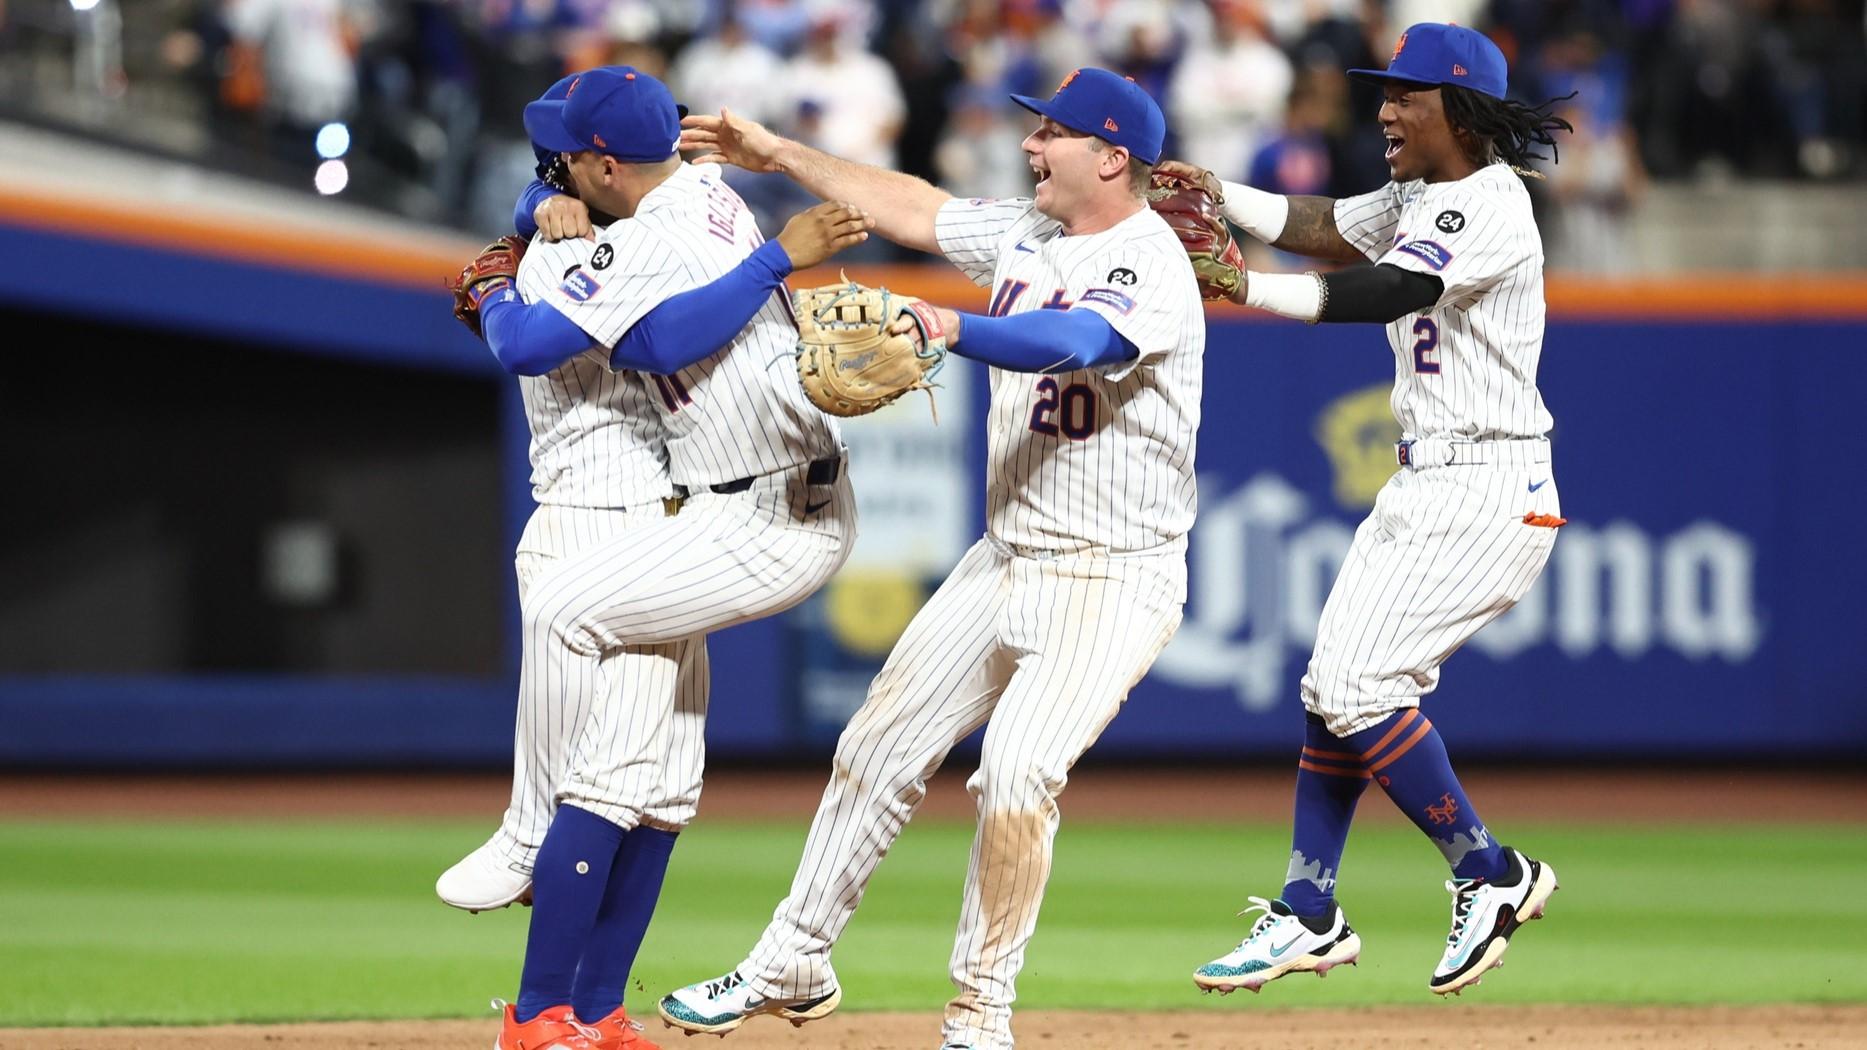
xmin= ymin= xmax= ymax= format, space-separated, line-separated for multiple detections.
xmin=777 ymin=201 xmax=873 ymax=269
xmin=1154 ymin=159 xmax=1225 ymax=204
xmin=681 ymin=107 xmax=785 ymax=173
xmin=534 ymin=195 xmax=593 ymax=242
xmin=887 ymin=305 xmax=961 ymax=350
xmin=1229 ymin=269 xmax=1250 ymax=306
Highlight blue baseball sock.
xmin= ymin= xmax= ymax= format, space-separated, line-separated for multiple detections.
xmin=514 ymin=805 xmax=627 ymax=1023
xmin=572 ymin=826 xmax=680 ymax=1023
xmin=1281 ymin=714 xmax=1372 ymax=917
xmin=1344 ymin=709 xmax=1506 ymax=881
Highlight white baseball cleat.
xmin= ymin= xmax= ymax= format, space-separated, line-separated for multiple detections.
xmin=1430 ymin=847 xmax=1558 ymax=995
xmin=1193 ymin=896 xmax=1362 ymax=994
xmin=657 ymin=970 xmax=841 ymax=1036
xmin=436 ymin=839 xmax=535 ymax=913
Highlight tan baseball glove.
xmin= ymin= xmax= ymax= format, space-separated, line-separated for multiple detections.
xmin=1146 ymin=171 xmax=1245 ymax=302
xmin=794 ymin=276 xmax=948 ymax=418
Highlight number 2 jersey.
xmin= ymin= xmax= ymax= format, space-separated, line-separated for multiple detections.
xmin=1333 ymin=162 xmax=1553 ymax=441
xmin=934 ymin=197 xmax=1205 ymax=553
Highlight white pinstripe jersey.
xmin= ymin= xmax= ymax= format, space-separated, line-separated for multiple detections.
xmin=531 ymin=163 xmax=842 ymax=487
xmin=514 ymin=241 xmax=671 ymax=509
xmin=935 ymin=197 xmax=1205 ymax=551
xmin=1334 ymin=163 xmax=1553 ymax=440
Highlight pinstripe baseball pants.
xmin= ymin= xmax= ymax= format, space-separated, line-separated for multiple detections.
xmin=524 ymin=462 xmax=855 ymax=829
xmin=737 ymin=534 xmax=1185 ymax=1050
xmin=1303 ymin=456 xmax=1560 ymax=737
xmin=494 ymin=501 xmax=710 ymax=866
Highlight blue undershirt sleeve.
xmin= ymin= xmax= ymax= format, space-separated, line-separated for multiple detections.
xmin=478 ymin=239 xmax=797 ymax=377
xmin=949 ymin=308 xmax=1138 ymax=373
xmin=512 ymin=179 xmax=558 ymax=240
xmin=481 ymin=287 xmax=596 ymax=376
xmin=607 ymin=239 xmax=795 ymax=374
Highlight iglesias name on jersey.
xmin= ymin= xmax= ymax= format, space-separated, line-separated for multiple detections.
xmin=1334 ymin=163 xmax=1553 ymax=441
xmin=514 ymin=242 xmax=671 ymax=509
xmin=935 ymin=197 xmax=1205 ymax=552
xmin=530 ymin=163 xmax=841 ymax=487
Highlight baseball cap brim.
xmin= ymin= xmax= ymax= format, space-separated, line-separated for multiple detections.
xmin=1010 ymin=93 xmax=1101 ymax=141
xmin=1345 ymin=68 xmax=1448 ymax=89
xmin=523 ymin=99 xmax=584 ymax=155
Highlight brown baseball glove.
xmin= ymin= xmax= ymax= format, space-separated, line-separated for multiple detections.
xmin=1146 ymin=171 xmax=1244 ymax=302
xmin=794 ymin=276 xmax=948 ymax=418
xmin=449 ymin=235 xmax=528 ymax=338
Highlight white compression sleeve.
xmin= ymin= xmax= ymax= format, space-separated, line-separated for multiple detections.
xmin=1242 ymin=271 xmax=1324 ymax=322
xmin=1217 ymin=179 xmax=1289 ymax=244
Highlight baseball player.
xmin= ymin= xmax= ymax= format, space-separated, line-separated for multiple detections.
xmin=1162 ymin=24 xmax=1573 ymax=997
xmin=660 ymin=68 xmax=1204 ymax=1050
xmin=451 ymin=66 xmax=873 ymax=1050
xmin=437 ymin=74 xmax=670 ymax=922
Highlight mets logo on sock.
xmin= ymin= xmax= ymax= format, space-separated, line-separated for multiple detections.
xmin=1426 ymin=793 xmax=1460 ymax=825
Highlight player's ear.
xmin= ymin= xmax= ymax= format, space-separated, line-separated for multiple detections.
xmin=1101 ymin=145 xmax=1130 ymax=181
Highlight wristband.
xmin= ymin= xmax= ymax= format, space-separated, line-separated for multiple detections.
xmin=1217 ymin=180 xmax=1290 ymax=244
xmin=1241 ymin=271 xmax=1323 ymax=323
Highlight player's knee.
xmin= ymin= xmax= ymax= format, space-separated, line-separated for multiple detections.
xmin=829 ymin=722 xmax=899 ymax=793
xmin=966 ymin=759 xmax=1061 ymax=813
xmin=526 ymin=601 xmax=603 ymax=657
xmin=1308 ymin=696 xmax=1414 ymax=738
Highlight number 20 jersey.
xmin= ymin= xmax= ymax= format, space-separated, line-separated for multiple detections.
xmin=935 ymin=197 xmax=1205 ymax=553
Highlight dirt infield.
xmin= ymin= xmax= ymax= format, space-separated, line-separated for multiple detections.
xmin=10 ymin=1005 xmax=1867 ymax=1050
xmin=5 ymin=767 xmax=1865 ymax=824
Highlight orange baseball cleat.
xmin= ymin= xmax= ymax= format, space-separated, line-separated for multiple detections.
xmin=494 ymin=1000 xmax=598 ymax=1050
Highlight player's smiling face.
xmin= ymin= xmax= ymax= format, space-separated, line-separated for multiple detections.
xmin=1022 ymin=117 xmax=1127 ymax=224
xmin=1378 ymin=83 xmax=1460 ymax=182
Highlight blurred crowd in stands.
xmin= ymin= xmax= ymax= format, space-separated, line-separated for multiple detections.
xmin=2 ymin=0 xmax=1863 ymax=269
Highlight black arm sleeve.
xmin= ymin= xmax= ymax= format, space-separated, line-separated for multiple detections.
xmin=1318 ymin=264 xmax=1444 ymax=323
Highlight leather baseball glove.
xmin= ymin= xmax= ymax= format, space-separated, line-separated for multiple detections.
xmin=1146 ymin=171 xmax=1244 ymax=302
xmin=449 ymin=235 xmax=528 ymax=338
xmin=794 ymin=276 xmax=948 ymax=418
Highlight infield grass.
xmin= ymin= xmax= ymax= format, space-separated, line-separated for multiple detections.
xmin=2 ymin=817 xmax=1863 ymax=1026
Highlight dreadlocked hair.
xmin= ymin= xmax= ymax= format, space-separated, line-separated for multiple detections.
xmin=1441 ymin=85 xmax=1576 ymax=179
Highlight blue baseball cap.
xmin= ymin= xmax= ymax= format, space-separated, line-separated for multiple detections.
xmin=1348 ymin=24 xmax=1509 ymax=101
xmin=530 ymin=74 xmax=581 ymax=166
xmin=523 ymin=66 xmax=686 ymax=162
xmin=1010 ymin=67 xmax=1166 ymax=165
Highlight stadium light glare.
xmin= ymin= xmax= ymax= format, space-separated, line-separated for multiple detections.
xmin=314 ymin=160 xmax=349 ymax=196
xmin=69 ymin=0 xmax=102 ymax=11
xmin=315 ymin=122 xmax=351 ymax=160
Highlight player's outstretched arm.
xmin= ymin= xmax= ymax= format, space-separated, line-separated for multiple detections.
xmin=1230 ymin=264 xmax=1442 ymax=324
xmin=610 ymin=201 xmax=873 ymax=374
xmin=682 ymin=107 xmax=948 ymax=255
xmin=1156 ymin=160 xmax=1363 ymax=263
xmin=888 ymin=305 xmax=1137 ymax=374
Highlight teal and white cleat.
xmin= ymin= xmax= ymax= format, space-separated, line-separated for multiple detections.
xmin=1430 ymin=847 xmax=1557 ymax=996
xmin=1194 ymin=897 xmax=1362 ymax=994
xmin=657 ymin=970 xmax=841 ymax=1036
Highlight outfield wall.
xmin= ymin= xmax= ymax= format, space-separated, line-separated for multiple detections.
xmin=2 ymin=184 xmax=1864 ymax=766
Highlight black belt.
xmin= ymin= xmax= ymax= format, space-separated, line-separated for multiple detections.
xmin=708 ymin=456 xmax=841 ymax=495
